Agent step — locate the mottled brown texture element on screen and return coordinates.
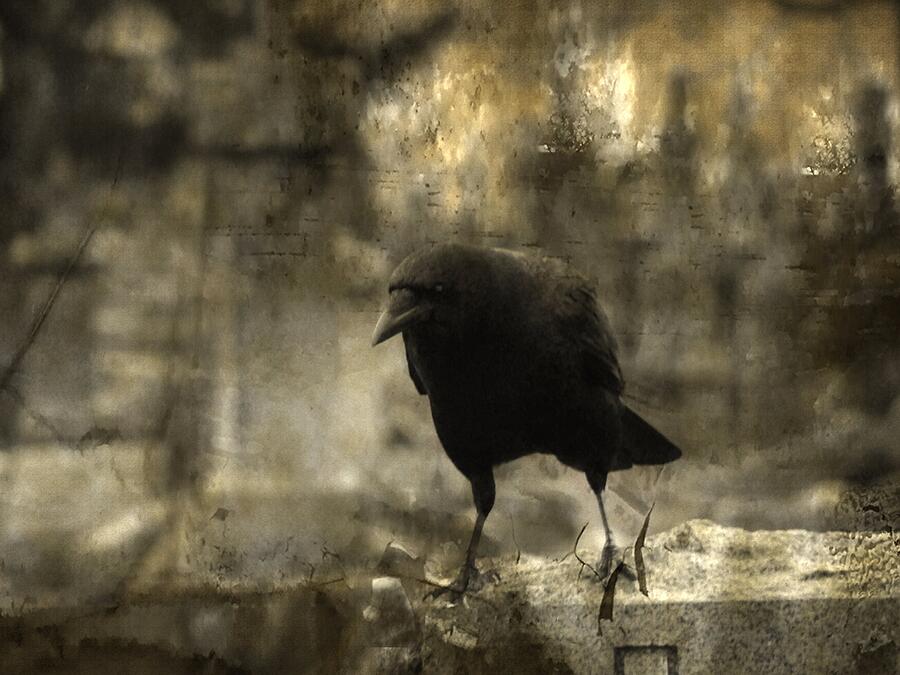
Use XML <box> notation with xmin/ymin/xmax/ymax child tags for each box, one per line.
<box><xmin>0</xmin><ymin>0</ymin><xmax>898</xmax><ymax>671</ymax></box>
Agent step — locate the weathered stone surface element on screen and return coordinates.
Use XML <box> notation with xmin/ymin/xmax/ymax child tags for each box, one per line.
<box><xmin>357</xmin><ymin>646</ymin><xmax>423</xmax><ymax>675</ymax></box>
<box><xmin>363</xmin><ymin>576</ymin><xmax>419</xmax><ymax>647</ymax></box>
<box><xmin>415</xmin><ymin>520</ymin><xmax>900</xmax><ymax>673</ymax></box>
<box><xmin>2</xmin><ymin>520</ymin><xmax>896</xmax><ymax>673</ymax></box>
<box><xmin>376</xmin><ymin>541</ymin><xmax>425</xmax><ymax>581</ymax></box>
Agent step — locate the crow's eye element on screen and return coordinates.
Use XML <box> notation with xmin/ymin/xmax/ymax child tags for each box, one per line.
<box><xmin>434</xmin><ymin>283</ymin><xmax>444</xmax><ymax>293</ymax></box>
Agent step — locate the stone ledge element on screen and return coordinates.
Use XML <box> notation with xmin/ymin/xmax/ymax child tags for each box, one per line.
<box><xmin>1</xmin><ymin>520</ymin><xmax>896</xmax><ymax>674</ymax></box>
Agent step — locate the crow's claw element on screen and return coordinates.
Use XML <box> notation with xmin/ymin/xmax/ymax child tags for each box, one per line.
<box><xmin>424</xmin><ymin>564</ymin><xmax>499</xmax><ymax>602</ymax></box>
<box><xmin>425</xmin><ymin>581</ymin><xmax>466</xmax><ymax>603</ymax></box>
<box><xmin>597</xmin><ymin>544</ymin><xmax>636</xmax><ymax>581</ymax></box>
<box><xmin>479</xmin><ymin>569</ymin><xmax>501</xmax><ymax>584</ymax></box>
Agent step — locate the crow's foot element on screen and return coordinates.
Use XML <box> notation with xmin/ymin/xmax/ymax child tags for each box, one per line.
<box><xmin>597</xmin><ymin>543</ymin><xmax>636</xmax><ymax>582</ymax></box>
<box><xmin>467</xmin><ymin>566</ymin><xmax>500</xmax><ymax>592</ymax></box>
<box><xmin>425</xmin><ymin>565</ymin><xmax>499</xmax><ymax>602</ymax></box>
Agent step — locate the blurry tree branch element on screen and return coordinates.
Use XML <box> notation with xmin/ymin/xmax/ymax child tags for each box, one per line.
<box><xmin>0</xmin><ymin>225</ymin><xmax>97</xmax><ymax>394</ymax></box>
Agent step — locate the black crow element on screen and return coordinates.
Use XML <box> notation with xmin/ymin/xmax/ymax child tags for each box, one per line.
<box><xmin>372</xmin><ymin>243</ymin><xmax>681</xmax><ymax>596</ymax></box>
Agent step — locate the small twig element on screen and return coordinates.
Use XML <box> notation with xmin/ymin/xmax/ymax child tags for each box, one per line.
<box><xmin>321</xmin><ymin>544</ymin><xmax>345</xmax><ymax>569</ymax></box>
<box><xmin>321</xmin><ymin>545</ymin><xmax>341</xmax><ymax>561</ymax></box>
<box><xmin>505</xmin><ymin>510</ymin><xmax>521</xmax><ymax>564</ymax></box>
<box><xmin>303</xmin><ymin>576</ymin><xmax>346</xmax><ymax>590</ymax></box>
<box><xmin>571</xmin><ymin>522</ymin><xmax>603</xmax><ymax>580</ymax></box>
<box><xmin>633</xmin><ymin>502</ymin><xmax>655</xmax><ymax>596</ymax></box>
<box><xmin>406</xmin><ymin>575</ymin><xmax>498</xmax><ymax>608</ymax></box>
<box><xmin>0</xmin><ymin>224</ymin><xmax>98</xmax><ymax>392</ymax></box>
<box><xmin>300</xmin><ymin>561</ymin><xmax>316</xmax><ymax>583</ymax></box>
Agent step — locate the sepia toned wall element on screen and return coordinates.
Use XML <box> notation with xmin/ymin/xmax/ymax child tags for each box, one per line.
<box><xmin>0</xmin><ymin>0</ymin><xmax>898</xmax><ymax>610</ymax></box>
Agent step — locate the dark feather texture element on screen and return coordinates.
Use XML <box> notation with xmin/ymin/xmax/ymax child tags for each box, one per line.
<box><xmin>385</xmin><ymin>243</ymin><xmax>679</xmax><ymax>475</ymax></box>
<box><xmin>374</xmin><ymin>243</ymin><xmax>682</xmax><ymax>597</ymax></box>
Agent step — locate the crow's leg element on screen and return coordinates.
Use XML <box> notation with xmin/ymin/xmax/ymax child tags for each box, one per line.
<box><xmin>596</xmin><ymin>487</ymin><xmax>623</xmax><ymax>579</ymax></box>
<box><xmin>587</xmin><ymin>470</ymin><xmax>634</xmax><ymax>580</ymax></box>
<box><xmin>427</xmin><ymin>469</ymin><xmax>495</xmax><ymax>600</ymax></box>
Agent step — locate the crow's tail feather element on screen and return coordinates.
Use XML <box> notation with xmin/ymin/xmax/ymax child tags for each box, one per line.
<box><xmin>621</xmin><ymin>406</ymin><xmax>682</xmax><ymax>465</ymax></box>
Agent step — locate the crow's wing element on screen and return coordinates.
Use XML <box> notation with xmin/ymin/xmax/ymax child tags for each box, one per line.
<box><xmin>404</xmin><ymin>340</ymin><xmax>427</xmax><ymax>395</ymax></box>
<box><xmin>557</xmin><ymin>282</ymin><xmax>625</xmax><ymax>396</ymax></box>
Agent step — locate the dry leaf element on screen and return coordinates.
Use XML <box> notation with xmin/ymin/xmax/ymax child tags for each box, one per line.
<box><xmin>597</xmin><ymin>560</ymin><xmax>624</xmax><ymax>634</ymax></box>
<box><xmin>634</xmin><ymin>502</ymin><xmax>655</xmax><ymax>597</ymax></box>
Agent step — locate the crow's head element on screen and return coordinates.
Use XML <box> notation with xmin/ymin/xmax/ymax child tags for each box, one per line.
<box><xmin>371</xmin><ymin>243</ymin><xmax>505</xmax><ymax>346</ymax></box>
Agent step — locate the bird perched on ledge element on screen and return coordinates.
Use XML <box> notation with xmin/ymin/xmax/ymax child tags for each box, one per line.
<box><xmin>372</xmin><ymin>243</ymin><xmax>682</xmax><ymax>597</ymax></box>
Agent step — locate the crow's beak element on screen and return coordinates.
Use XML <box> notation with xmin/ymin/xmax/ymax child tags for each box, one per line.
<box><xmin>371</xmin><ymin>290</ymin><xmax>432</xmax><ymax>346</ymax></box>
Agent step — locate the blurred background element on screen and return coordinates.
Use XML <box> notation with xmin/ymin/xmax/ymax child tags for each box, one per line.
<box><xmin>0</xmin><ymin>0</ymin><xmax>898</xmax><ymax>609</ymax></box>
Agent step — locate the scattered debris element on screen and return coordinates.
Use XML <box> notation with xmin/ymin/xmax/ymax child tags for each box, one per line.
<box><xmin>377</xmin><ymin>541</ymin><xmax>425</xmax><ymax>580</ymax></box>
<box><xmin>76</xmin><ymin>426</ymin><xmax>123</xmax><ymax>451</ymax></box>
<box><xmin>634</xmin><ymin>503</ymin><xmax>655</xmax><ymax>597</ymax></box>
<box><xmin>571</xmin><ymin>522</ymin><xmax>602</xmax><ymax>580</ymax></box>
<box><xmin>443</xmin><ymin>623</ymin><xmax>479</xmax><ymax>650</ymax></box>
<box><xmin>506</xmin><ymin>511</ymin><xmax>522</xmax><ymax>565</ymax></box>
<box><xmin>363</xmin><ymin>577</ymin><xmax>420</xmax><ymax>647</ymax></box>
<box><xmin>598</xmin><ymin>561</ymin><xmax>625</xmax><ymax>635</ymax></box>
<box><xmin>0</xmin><ymin>224</ymin><xmax>98</xmax><ymax>393</ymax></box>
<box><xmin>210</xmin><ymin>507</ymin><xmax>231</xmax><ymax>521</ymax></box>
